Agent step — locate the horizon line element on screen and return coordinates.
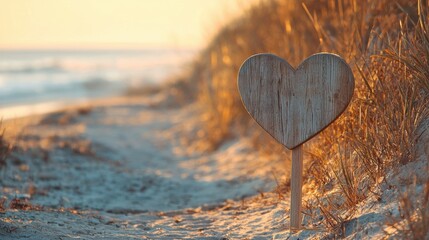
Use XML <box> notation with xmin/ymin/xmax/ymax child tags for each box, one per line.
<box><xmin>0</xmin><ymin>43</ymin><xmax>201</xmax><ymax>52</ymax></box>
<box><xmin>0</xmin><ymin>47</ymin><xmax>200</xmax><ymax>52</ymax></box>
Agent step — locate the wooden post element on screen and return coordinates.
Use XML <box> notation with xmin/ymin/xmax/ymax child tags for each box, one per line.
<box><xmin>290</xmin><ymin>144</ymin><xmax>303</xmax><ymax>230</ymax></box>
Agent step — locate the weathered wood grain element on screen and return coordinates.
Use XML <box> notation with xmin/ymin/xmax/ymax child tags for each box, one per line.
<box><xmin>290</xmin><ymin>145</ymin><xmax>303</xmax><ymax>230</ymax></box>
<box><xmin>237</xmin><ymin>53</ymin><xmax>354</xmax><ymax>149</ymax></box>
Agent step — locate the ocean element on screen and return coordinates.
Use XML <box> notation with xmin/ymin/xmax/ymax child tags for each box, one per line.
<box><xmin>0</xmin><ymin>49</ymin><xmax>195</xmax><ymax>119</ymax></box>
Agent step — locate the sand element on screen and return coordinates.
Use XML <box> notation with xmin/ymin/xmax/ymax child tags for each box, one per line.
<box><xmin>0</xmin><ymin>95</ymin><xmax>427</xmax><ymax>239</ymax></box>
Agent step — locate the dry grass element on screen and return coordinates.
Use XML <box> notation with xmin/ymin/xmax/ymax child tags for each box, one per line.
<box><xmin>386</xmin><ymin>177</ymin><xmax>429</xmax><ymax>239</ymax></box>
<box><xmin>304</xmin><ymin>0</ymin><xmax>429</xmax><ymax>230</ymax></box>
<box><xmin>384</xmin><ymin>5</ymin><xmax>429</xmax><ymax>238</ymax></box>
<box><xmin>398</xmin><ymin>180</ymin><xmax>429</xmax><ymax>239</ymax></box>
<box><xmin>385</xmin><ymin>1</ymin><xmax>429</xmax><ymax>94</ymax></box>
<box><xmin>0</xmin><ymin>121</ymin><xmax>10</xmax><ymax>169</ymax></box>
<box><xmin>174</xmin><ymin>0</ymin><xmax>429</xmax><ymax>233</ymax></box>
<box><xmin>8</xmin><ymin>198</ymin><xmax>43</xmax><ymax>211</ymax></box>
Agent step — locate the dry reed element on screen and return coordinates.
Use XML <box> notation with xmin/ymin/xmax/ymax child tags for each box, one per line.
<box><xmin>177</xmin><ymin>0</ymin><xmax>429</xmax><ymax>233</ymax></box>
<box><xmin>0</xmin><ymin>121</ymin><xmax>10</xmax><ymax>169</ymax></box>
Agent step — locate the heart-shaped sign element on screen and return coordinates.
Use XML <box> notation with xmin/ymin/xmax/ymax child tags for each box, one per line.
<box><xmin>238</xmin><ymin>53</ymin><xmax>354</xmax><ymax>149</ymax></box>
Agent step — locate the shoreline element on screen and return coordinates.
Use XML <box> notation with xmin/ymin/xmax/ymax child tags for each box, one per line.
<box><xmin>1</xmin><ymin>94</ymin><xmax>161</xmax><ymax>122</ymax></box>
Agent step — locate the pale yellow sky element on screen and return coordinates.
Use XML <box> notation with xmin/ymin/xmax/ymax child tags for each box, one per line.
<box><xmin>0</xmin><ymin>0</ymin><xmax>252</xmax><ymax>50</ymax></box>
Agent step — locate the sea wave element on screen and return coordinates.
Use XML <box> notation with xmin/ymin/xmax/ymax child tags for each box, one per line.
<box><xmin>0</xmin><ymin>59</ymin><xmax>67</xmax><ymax>74</ymax></box>
<box><xmin>0</xmin><ymin>49</ymin><xmax>195</xmax><ymax>109</ymax></box>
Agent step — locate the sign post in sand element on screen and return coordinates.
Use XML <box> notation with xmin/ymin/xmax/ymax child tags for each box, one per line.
<box><xmin>237</xmin><ymin>53</ymin><xmax>354</xmax><ymax>230</ymax></box>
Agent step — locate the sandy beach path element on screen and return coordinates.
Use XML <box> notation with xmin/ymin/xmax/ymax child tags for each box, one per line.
<box><xmin>1</xmin><ymin>97</ymin><xmax>290</xmax><ymax>239</ymax></box>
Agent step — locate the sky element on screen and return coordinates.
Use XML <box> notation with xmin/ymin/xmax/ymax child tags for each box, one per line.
<box><xmin>0</xmin><ymin>0</ymin><xmax>252</xmax><ymax>50</ymax></box>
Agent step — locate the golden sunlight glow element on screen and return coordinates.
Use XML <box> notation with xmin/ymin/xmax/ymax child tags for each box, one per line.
<box><xmin>0</xmin><ymin>0</ymin><xmax>250</xmax><ymax>49</ymax></box>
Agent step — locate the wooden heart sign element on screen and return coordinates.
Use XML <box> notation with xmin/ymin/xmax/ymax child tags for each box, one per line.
<box><xmin>238</xmin><ymin>53</ymin><xmax>354</xmax><ymax>149</ymax></box>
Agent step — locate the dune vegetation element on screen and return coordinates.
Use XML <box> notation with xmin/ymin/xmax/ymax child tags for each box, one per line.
<box><xmin>0</xmin><ymin>122</ymin><xmax>10</xmax><ymax>170</ymax></box>
<box><xmin>172</xmin><ymin>0</ymin><xmax>429</xmax><ymax>237</ymax></box>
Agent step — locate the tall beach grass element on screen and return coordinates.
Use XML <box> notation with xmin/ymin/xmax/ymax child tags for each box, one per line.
<box><xmin>0</xmin><ymin>121</ymin><xmax>10</xmax><ymax>169</ymax></box>
<box><xmin>175</xmin><ymin>0</ymin><xmax>429</xmax><ymax>234</ymax></box>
